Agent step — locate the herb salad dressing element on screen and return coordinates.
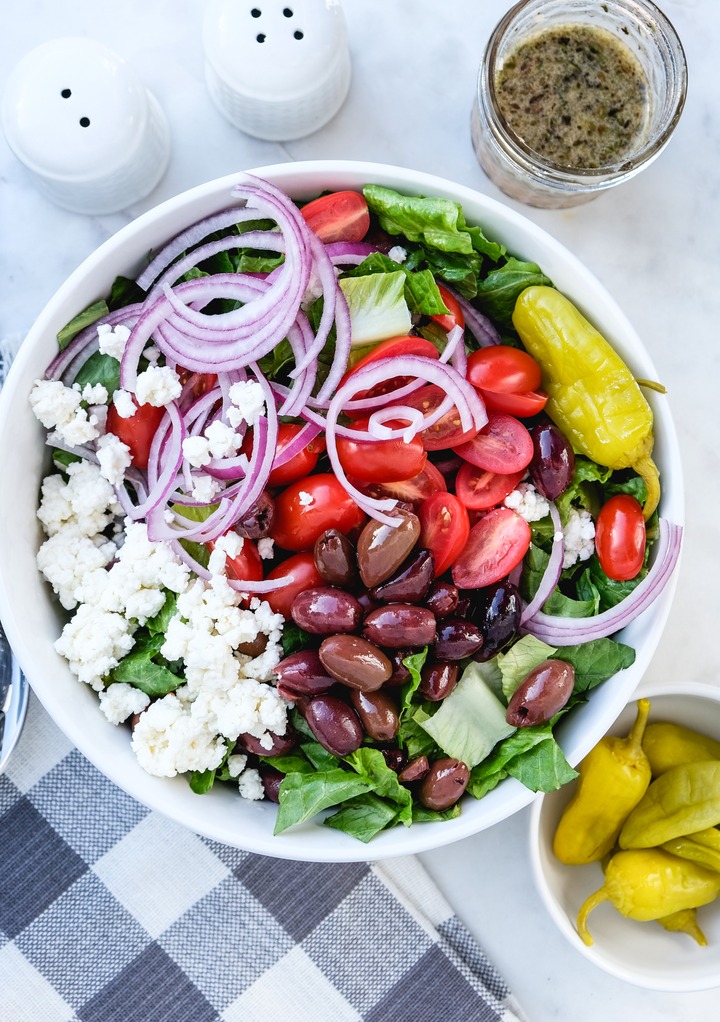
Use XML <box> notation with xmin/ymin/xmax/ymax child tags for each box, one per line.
<box><xmin>494</xmin><ymin>23</ymin><xmax>649</xmax><ymax>170</ymax></box>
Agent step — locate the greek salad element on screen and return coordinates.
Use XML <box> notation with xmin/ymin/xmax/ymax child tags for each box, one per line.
<box><xmin>30</xmin><ymin>175</ymin><xmax>682</xmax><ymax>842</ymax></box>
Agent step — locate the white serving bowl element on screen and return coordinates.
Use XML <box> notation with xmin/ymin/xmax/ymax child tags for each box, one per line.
<box><xmin>0</xmin><ymin>160</ymin><xmax>683</xmax><ymax>861</ymax></box>
<box><xmin>530</xmin><ymin>681</ymin><xmax>720</xmax><ymax>991</ymax></box>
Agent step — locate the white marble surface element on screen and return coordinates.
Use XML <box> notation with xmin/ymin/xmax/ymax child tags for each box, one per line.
<box><xmin>1</xmin><ymin>1</ymin><xmax>718</xmax><ymax>1018</ymax></box>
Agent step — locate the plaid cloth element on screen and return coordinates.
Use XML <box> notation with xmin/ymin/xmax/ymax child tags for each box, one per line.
<box><xmin>0</xmin><ymin>338</ymin><xmax>526</xmax><ymax>1022</ymax></box>
<box><xmin>0</xmin><ymin>696</ymin><xmax>527</xmax><ymax>1022</ymax></box>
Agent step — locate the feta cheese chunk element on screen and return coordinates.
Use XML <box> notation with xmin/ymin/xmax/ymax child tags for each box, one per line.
<box><xmin>227</xmin><ymin>380</ymin><xmax>266</xmax><ymax>428</ymax></box>
<box><xmin>134</xmin><ymin>365</ymin><xmax>182</xmax><ymax>407</ymax></box>
<box><xmin>562</xmin><ymin>508</ymin><xmax>596</xmax><ymax>569</ymax></box>
<box><xmin>30</xmin><ymin>379</ymin><xmax>100</xmax><ymax>447</ymax></box>
<box><xmin>99</xmin><ymin>682</ymin><xmax>150</xmax><ymax>725</ymax></box>
<box><xmin>54</xmin><ymin>604</ymin><xmax>135</xmax><ymax>690</ymax></box>
<box><xmin>504</xmin><ymin>482</ymin><xmax>551</xmax><ymax>523</ymax></box>
<box><xmin>97</xmin><ymin>323</ymin><xmax>131</xmax><ymax>360</ymax></box>
<box><xmin>96</xmin><ymin>432</ymin><xmax>132</xmax><ymax>487</ymax></box>
<box><xmin>112</xmin><ymin>389</ymin><xmax>136</xmax><ymax>419</ymax></box>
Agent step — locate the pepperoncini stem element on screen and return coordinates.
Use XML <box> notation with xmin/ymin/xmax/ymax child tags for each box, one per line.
<box><xmin>657</xmin><ymin>908</ymin><xmax>708</xmax><ymax>946</ymax></box>
<box><xmin>629</xmin><ymin>698</ymin><xmax>651</xmax><ymax>748</ymax></box>
<box><xmin>576</xmin><ymin>888</ymin><xmax>609</xmax><ymax>946</ymax></box>
<box><xmin>633</xmin><ymin>453</ymin><xmax>660</xmax><ymax>520</ymax></box>
<box><xmin>635</xmin><ymin>378</ymin><xmax>667</xmax><ymax>395</ymax></box>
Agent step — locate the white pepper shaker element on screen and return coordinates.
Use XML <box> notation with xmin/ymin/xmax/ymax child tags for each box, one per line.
<box><xmin>203</xmin><ymin>0</ymin><xmax>351</xmax><ymax>141</ymax></box>
<box><xmin>1</xmin><ymin>38</ymin><xmax>170</xmax><ymax>215</ymax></box>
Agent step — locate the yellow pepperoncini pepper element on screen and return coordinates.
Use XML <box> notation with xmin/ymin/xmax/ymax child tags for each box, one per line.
<box><xmin>553</xmin><ymin>699</ymin><xmax>652</xmax><ymax>865</ymax></box>
<box><xmin>619</xmin><ymin>761</ymin><xmax>720</xmax><ymax>849</ymax></box>
<box><xmin>576</xmin><ymin>848</ymin><xmax>720</xmax><ymax>946</ymax></box>
<box><xmin>657</xmin><ymin>908</ymin><xmax>708</xmax><ymax>946</ymax></box>
<box><xmin>512</xmin><ymin>286</ymin><xmax>660</xmax><ymax>519</ymax></box>
<box><xmin>642</xmin><ymin>721</ymin><xmax>720</xmax><ymax>776</ymax></box>
<box><xmin>661</xmin><ymin>835</ymin><xmax>720</xmax><ymax>873</ymax></box>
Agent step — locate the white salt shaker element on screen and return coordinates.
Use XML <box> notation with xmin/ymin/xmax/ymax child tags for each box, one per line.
<box><xmin>203</xmin><ymin>0</ymin><xmax>351</xmax><ymax>141</ymax></box>
<box><xmin>1</xmin><ymin>38</ymin><xmax>170</xmax><ymax>215</ymax></box>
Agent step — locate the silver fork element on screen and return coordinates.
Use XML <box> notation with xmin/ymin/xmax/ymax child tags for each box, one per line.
<box><xmin>0</xmin><ymin>622</ymin><xmax>28</xmax><ymax>774</ymax></box>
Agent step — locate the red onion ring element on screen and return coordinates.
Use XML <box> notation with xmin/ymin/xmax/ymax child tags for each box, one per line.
<box><xmin>520</xmin><ymin>502</ymin><xmax>564</xmax><ymax>625</ymax></box>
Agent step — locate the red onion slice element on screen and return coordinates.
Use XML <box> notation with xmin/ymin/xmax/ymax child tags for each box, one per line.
<box><xmin>520</xmin><ymin>503</ymin><xmax>564</xmax><ymax>625</ymax></box>
<box><xmin>522</xmin><ymin>519</ymin><xmax>682</xmax><ymax>644</ymax></box>
<box><xmin>445</xmin><ymin>287</ymin><xmax>501</xmax><ymax>347</ymax></box>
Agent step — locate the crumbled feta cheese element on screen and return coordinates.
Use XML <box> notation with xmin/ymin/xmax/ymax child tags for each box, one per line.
<box><xmin>238</xmin><ymin>767</ymin><xmax>264</xmax><ymax>801</ymax></box>
<box><xmin>99</xmin><ymin>682</ymin><xmax>150</xmax><ymax>725</ymax></box>
<box><xmin>142</xmin><ymin>345</ymin><xmax>160</xmax><ymax>364</ymax></box>
<box><xmin>37</xmin><ymin>460</ymin><xmax>119</xmax><ymax>538</ymax></box>
<box><xmin>96</xmin><ymin>432</ymin><xmax>132</xmax><ymax>487</ymax></box>
<box><xmin>298</xmin><ymin>490</ymin><xmax>313</xmax><ymax>507</ymax></box>
<box><xmin>204</xmin><ymin>419</ymin><xmax>241</xmax><ymax>459</ymax></box>
<box><xmin>37</xmin><ymin>526</ymin><xmax>117</xmax><ymax>610</ymax></box>
<box><xmin>97</xmin><ymin>323</ymin><xmax>131</xmax><ymax>361</ymax></box>
<box><xmin>191</xmin><ymin>473</ymin><xmax>222</xmax><ymax>503</ymax></box>
<box><xmin>112</xmin><ymin>389</ymin><xmax>136</xmax><ymax>419</ymax></box>
<box><xmin>227</xmin><ymin>753</ymin><xmax>248</xmax><ymax>778</ymax></box>
<box><xmin>257</xmin><ymin>537</ymin><xmax>274</xmax><ymax>560</ymax></box>
<box><xmin>182</xmin><ymin>434</ymin><xmax>212</xmax><ymax>468</ymax></box>
<box><xmin>29</xmin><ymin>379</ymin><xmax>99</xmax><ymax>447</ymax></box>
<box><xmin>55</xmin><ymin>603</ymin><xmax>135</xmax><ymax>689</ymax></box>
<box><xmin>131</xmin><ymin>693</ymin><xmax>227</xmax><ymax>777</ymax></box>
<box><xmin>504</xmin><ymin>482</ymin><xmax>551</xmax><ymax>523</ymax></box>
<box><xmin>387</xmin><ymin>245</ymin><xmax>408</xmax><ymax>263</ymax></box>
<box><xmin>227</xmin><ymin>380</ymin><xmax>266</xmax><ymax>428</ymax></box>
<box><xmin>134</xmin><ymin>365</ymin><xmax>182</xmax><ymax>407</ymax></box>
<box><xmin>562</xmin><ymin>508</ymin><xmax>596</xmax><ymax>569</ymax></box>
<box><xmin>82</xmin><ymin>383</ymin><xmax>108</xmax><ymax>405</ymax></box>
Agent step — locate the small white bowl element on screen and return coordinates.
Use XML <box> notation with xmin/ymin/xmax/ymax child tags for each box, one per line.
<box><xmin>530</xmin><ymin>680</ymin><xmax>720</xmax><ymax>991</ymax></box>
<box><xmin>0</xmin><ymin>161</ymin><xmax>683</xmax><ymax>861</ymax></box>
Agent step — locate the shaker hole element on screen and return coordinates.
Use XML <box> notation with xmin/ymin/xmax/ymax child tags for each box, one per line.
<box><xmin>283</xmin><ymin>7</ymin><xmax>293</xmax><ymax>15</ymax></box>
<box><xmin>79</xmin><ymin>117</ymin><xmax>91</xmax><ymax>128</ymax></box>
<box><xmin>251</xmin><ymin>8</ymin><xmax>261</xmax><ymax>16</ymax></box>
<box><xmin>256</xmin><ymin>33</ymin><xmax>266</xmax><ymax>42</ymax></box>
<box><xmin>294</xmin><ymin>30</ymin><xmax>304</xmax><ymax>40</ymax></box>
<box><xmin>61</xmin><ymin>88</ymin><xmax>72</xmax><ymax>99</ymax></box>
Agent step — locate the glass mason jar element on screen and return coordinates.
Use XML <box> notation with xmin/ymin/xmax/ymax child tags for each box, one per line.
<box><xmin>471</xmin><ymin>0</ymin><xmax>688</xmax><ymax>208</ymax></box>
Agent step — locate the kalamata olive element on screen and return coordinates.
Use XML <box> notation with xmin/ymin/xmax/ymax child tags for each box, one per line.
<box><xmin>275</xmin><ymin>649</ymin><xmax>335</xmax><ymax>698</ymax></box>
<box><xmin>468</xmin><ymin>581</ymin><xmax>522</xmax><ymax>661</ymax></box>
<box><xmin>381</xmin><ymin>748</ymin><xmax>408</xmax><ymax>772</ymax></box>
<box><xmin>385</xmin><ymin>649</ymin><xmax>414</xmax><ymax>687</ymax></box>
<box><xmin>319</xmin><ymin>634</ymin><xmax>392</xmax><ymax>691</ymax></box>
<box><xmin>356</xmin><ymin>509</ymin><xmax>421</xmax><ymax>587</ymax></box>
<box><xmin>237</xmin><ymin>727</ymin><xmax>297</xmax><ymax>757</ymax></box>
<box><xmin>355</xmin><ymin>590</ymin><xmax>381</xmax><ymax>616</ymax></box>
<box><xmin>454</xmin><ymin>596</ymin><xmax>472</xmax><ymax>619</ymax></box>
<box><xmin>234</xmin><ymin>491</ymin><xmax>275</xmax><ymax>539</ymax></box>
<box><xmin>398</xmin><ymin>755</ymin><xmax>430</xmax><ymax>783</ymax></box>
<box><xmin>302</xmin><ymin>694</ymin><xmax>364</xmax><ymax>756</ymax></box>
<box><xmin>434</xmin><ymin>619</ymin><xmax>484</xmax><ymax>660</ymax></box>
<box><xmin>418</xmin><ymin>758</ymin><xmax>470</xmax><ymax>810</ymax></box>
<box><xmin>363</xmin><ymin>604</ymin><xmax>437</xmax><ymax>648</ymax></box>
<box><xmin>259</xmin><ymin>764</ymin><xmax>284</xmax><ymax>803</ymax></box>
<box><xmin>235</xmin><ymin>633</ymin><xmax>268</xmax><ymax>658</ymax></box>
<box><xmin>425</xmin><ymin>580</ymin><xmax>459</xmax><ymax>619</ymax></box>
<box><xmin>291</xmin><ymin>586</ymin><xmax>362</xmax><ymax>635</ymax></box>
<box><xmin>349</xmin><ymin>689</ymin><xmax>399</xmax><ymax>741</ymax></box>
<box><xmin>370</xmin><ymin>549</ymin><xmax>434</xmax><ymax>604</ymax></box>
<box><xmin>313</xmin><ymin>529</ymin><xmax>357</xmax><ymax>587</ymax></box>
<box><xmin>419</xmin><ymin>660</ymin><xmax>459</xmax><ymax>701</ymax></box>
<box><xmin>529</xmin><ymin>420</ymin><xmax>575</xmax><ymax>501</ymax></box>
<box><xmin>506</xmin><ymin>659</ymin><xmax>576</xmax><ymax>727</ymax></box>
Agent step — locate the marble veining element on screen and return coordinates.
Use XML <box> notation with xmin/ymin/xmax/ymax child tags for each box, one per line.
<box><xmin>1</xmin><ymin>2</ymin><xmax>719</xmax><ymax>1018</ymax></box>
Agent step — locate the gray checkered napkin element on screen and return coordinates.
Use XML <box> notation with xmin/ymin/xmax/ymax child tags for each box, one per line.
<box><xmin>0</xmin><ymin>337</ymin><xmax>526</xmax><ymax>1022</ymax></box>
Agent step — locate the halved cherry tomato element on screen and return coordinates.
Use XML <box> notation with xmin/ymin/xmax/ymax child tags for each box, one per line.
<box><xmin>270</xmin><ymin>474</ymin><xmax>365</xmax><ymax>551</ymax></box>
<box><xmin>105</xmin><ymin>400</ymin><xmax>165</xmax><ymax>471</ymax></box>
<box><xmin>455</xmin><ymin>464</ymin><xmax>526</xmax><ymax>510</ymax></box>
<box><xmin>467</xmin><ymin>346</ymin><xmax>542</xmax><ymax>394</ymax></box>
<box><xmin>418</xmin><ymin>492</ymin><xmax>471</xmax><ymax>577</ymax></box>
<box><xmin>595</xmin><ymin>494</ymin><xmax>646</xmax><ymax>581</ymax></box>
<box><xmin>353</xmin><ymin>460</ymin><xmax>447</xmax><ymax>507</ymax></box>
<box><xmin>264</xmin><ymin>552</ymin><xmax>324</xmax><ymax>619</ymax></box>
<box><xmin>178</xmin><ymin>368</ymin><xmax>218</xmax><ymax>400</ymax></box>
<box><xmin>430</xmin><ymin>285</ymin><xmax>465</xmax><ymax>332</ymax></box>
<box><xmin>340</xmin><ymin>336</ymin><xmax>440</xmax><ymax>408</ymax></box>
<box><xmin>480</xmin><ymin>388</ymin><xmax>548</xmax><ymax>418</ymax></box>
<box><xmin>401</xmin><ymin>384</ymin><xmax>479</xmax><ymax>451</ymax></box>
<box><xmin>336</xmin><ymin>419</ymin><xmax>427</xmax><ymax>483</ymax></box>
<box><xmin>267</xmin><ymin>423</ymin><xmax>324</xmax><ymax>487</ymax></box>
<box><xmin>300</xmin><ymin>190</ymin><xmax>370</xmax><ymax>244</ymax></box>
<box><xmin>451</xmin><ymin>508</ymin><xmax>532</xmax><ymax>589</ymax></box>
<box><xmin>453</xmin><ymin>413</ymin><xmax>533</xmax><ymax>474</ymax></box>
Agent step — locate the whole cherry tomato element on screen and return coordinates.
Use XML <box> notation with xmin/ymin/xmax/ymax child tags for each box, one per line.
<box><xmin>595</xmin><ymin>494</ymin><xmax>647</xmax><ymax>581</ymax></box>
<box><xmin>270</xmin><ymin>474</ymin><xmax>365</xmax><ymax>551</ymax></box>
<box><xmin>267</xmin><ymin>423</ymin><xmax>324</xmax><ymax>487</ymax></box>
<box><xmin>264</xmin><ymin>552</ymin><xmax>324</xmax><ymax>619</ymax></box>
<box><xmin>336</xmin><ymin>420</ymin><xmax>427</xmax><ymax>483</ymax></box>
